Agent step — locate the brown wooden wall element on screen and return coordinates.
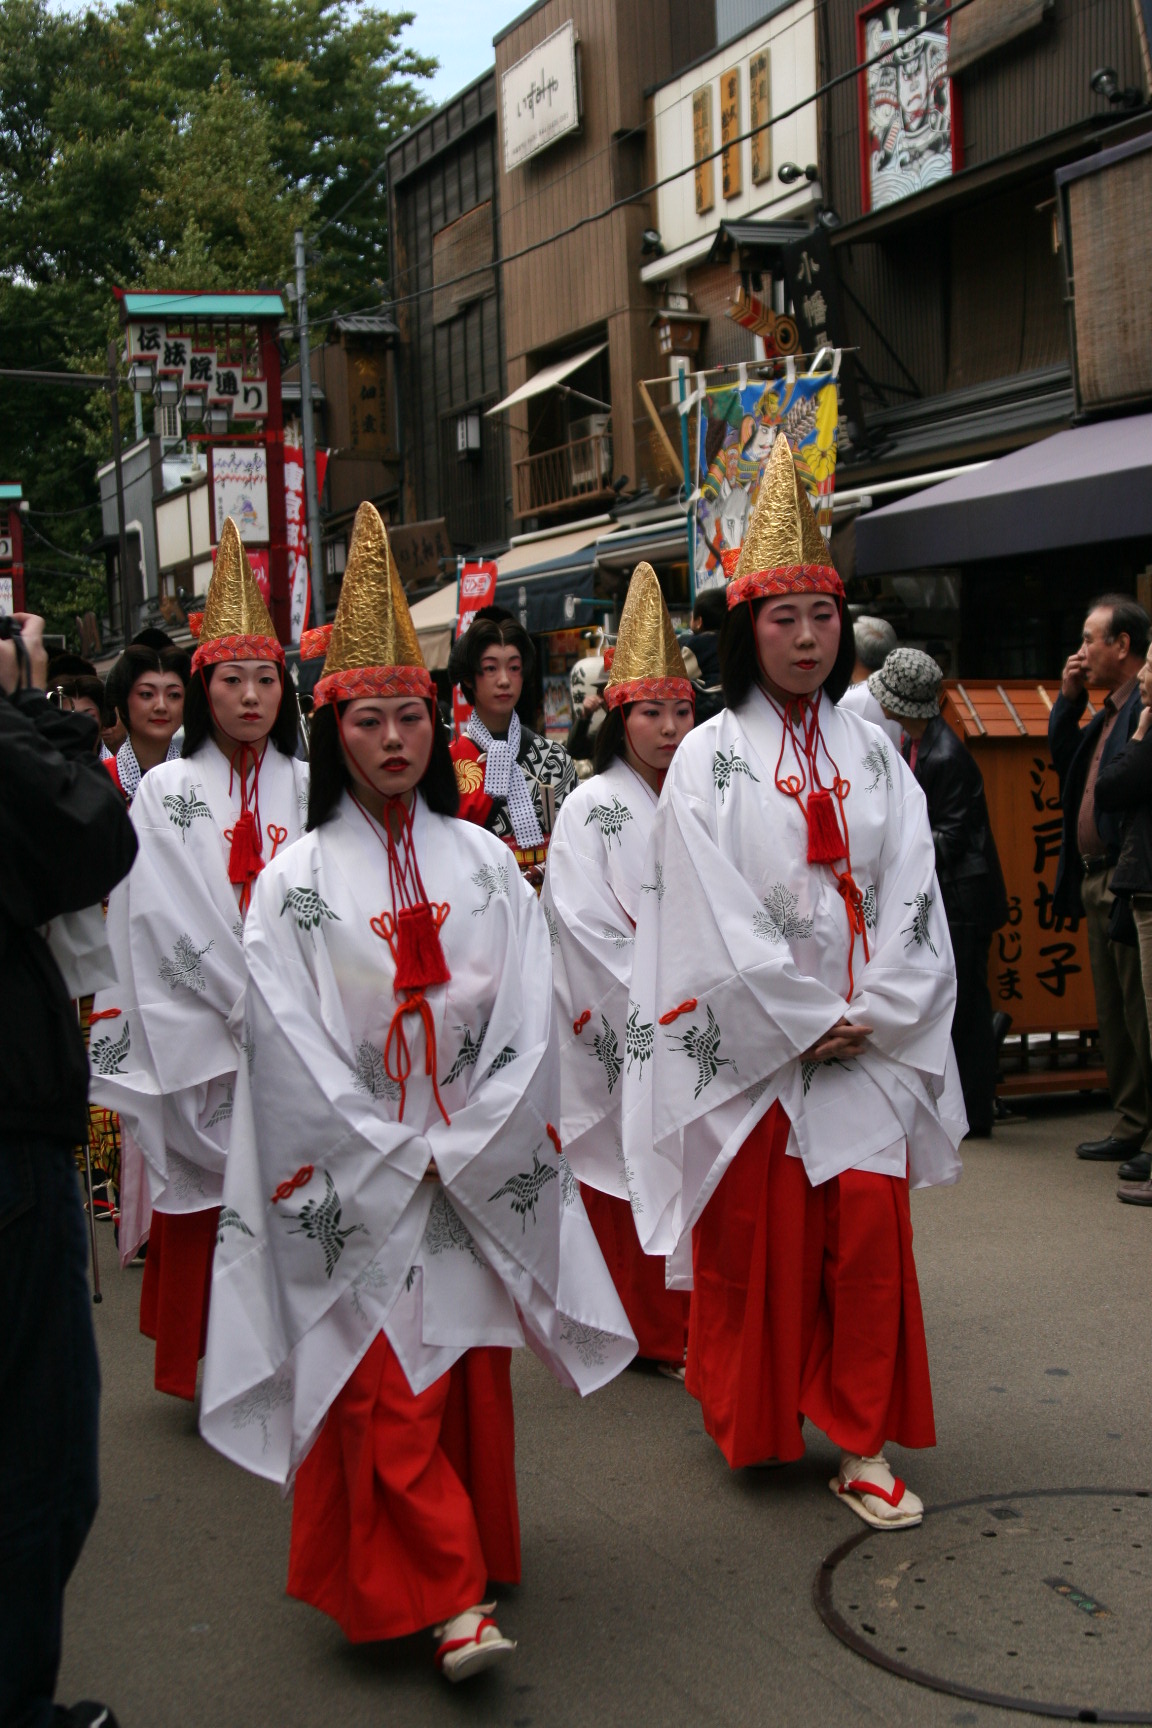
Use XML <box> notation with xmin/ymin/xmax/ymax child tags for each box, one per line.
<box><xmin>495</xmin><ymin>0</ymin><xmax>714</xmax><ymax>500</ymax></box>
<box><xmin>389</xmin><ymin>73</ymin><xmax>509</xmax><ymax>550</ymax></box>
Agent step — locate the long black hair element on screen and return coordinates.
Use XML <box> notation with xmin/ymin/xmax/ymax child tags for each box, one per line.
<box><xmin>182</xmin><ymin>662</ymin><xmax>300</xmax><ymax>758</ymax></box>
<box><xmin>306</xmin><ymin>699</ymin><xmax>460</xmax><ymax>830</ymax></box>
<box><xmin>719</xmin><ymin>596</ymin><xmax>855</xmax><ymax>710</ymax></box>
<box><xmin>592</xmin><ymin>704</ymin><xmax>627</xmax><ymax>775</ymax></box>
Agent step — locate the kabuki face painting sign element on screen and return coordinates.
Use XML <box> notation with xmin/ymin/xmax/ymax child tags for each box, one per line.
<box><xmin>857</xmin><ymin>2</ymin><xmax>960</xmax><ymax>213</ymax></box>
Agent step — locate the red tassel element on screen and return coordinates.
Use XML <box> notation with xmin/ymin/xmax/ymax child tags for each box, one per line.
<box><xmin>394</xmin><ymin>902</ymin><xmax>451</xmax><ymax>991</ymax></box>
<box><xmin>228</xmin><ymin>809</ymin><xmax>264</xmax><ymax>887</ymax></box>
<box><xmin>806</xmin><ymin>788</ymin><xmax>845</xmax><ymax>864</ymax></box>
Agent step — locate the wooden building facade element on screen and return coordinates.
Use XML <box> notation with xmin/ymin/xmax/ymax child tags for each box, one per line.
<box><xmin>387</xmin><ymin>72</ymin><xmax>510</xmax><ymax>553</ymax></box>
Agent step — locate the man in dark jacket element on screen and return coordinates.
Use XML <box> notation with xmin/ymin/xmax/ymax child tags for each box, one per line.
<box><xmin>1048</xmin><ymin>595</ymin><xmax>1152</xmax><ymax>1170</ymax></box>
<box><xmin>871</xmin><ymin>648</ymin><xmax>1007</xmax><ymax>1138</ymax></box>
<box><xmin>0</xmin><ymin>613</ymin><xmax>137</xmax><ymax>1728</ymax></box>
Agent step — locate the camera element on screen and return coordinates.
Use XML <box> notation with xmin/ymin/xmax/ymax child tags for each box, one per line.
<box><xmin>0</xmin><ymin>616</ymin><xmax>23</xmax><ymax>641</ymax></box>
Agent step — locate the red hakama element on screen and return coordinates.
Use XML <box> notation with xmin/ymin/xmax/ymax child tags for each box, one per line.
<box><xmin>687</xmin><ymin>1103</ymin><xmax>934</xmax><ymax>1469</ymax></box>
<box><xmin>138</xmin><ymin>1206</ymin><xmax>220</xmax><ymax>1400</ymax></box>
<box><xmin>288</xmin><ymin>1336</ymin><xmax>520</xmax><ymax>1642</ymax></box>
<box><xmin>581</xmin><ymin>1185</ymin><xmax>689</xmax><ymax>1365</ymax></box>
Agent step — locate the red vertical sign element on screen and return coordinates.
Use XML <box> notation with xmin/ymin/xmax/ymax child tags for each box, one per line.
<box><xmin>452</xmin><ymin>559</ymin><xmax>498</xmax><ymax>735</ymax></box>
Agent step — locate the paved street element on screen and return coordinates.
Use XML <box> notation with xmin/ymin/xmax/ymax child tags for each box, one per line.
<box><xmin>60</xmin><ymin>1098</ymin><xmax>1152</xmax><ymax>1728</ymax></box>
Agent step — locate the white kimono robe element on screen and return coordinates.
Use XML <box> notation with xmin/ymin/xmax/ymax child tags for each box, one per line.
<box><xmin>541</xmin><ymin>757</ymin><xmax>658</xmax><ymax>1205</ymax></box>
<box><xmin>199</xmin><ymin>793</ymin><xmax>635</xmax><ymax>1487</ymax></box>
<box><xmin>89</xmin><ymin>743</ymin><xmax>308</xmax><ymax>1260</ymax></box>
<box><xmin>622</xmin><ymin>688</ymin><xmax>966</xmax><ymax>1264</ymax></box>
<box><xmin>42</xmin><ymin>904</ymin><xmax>117</xmax><ymax>998</ymax></box>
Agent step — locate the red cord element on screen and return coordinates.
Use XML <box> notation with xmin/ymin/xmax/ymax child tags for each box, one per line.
<box><xmin>659</xmin><ymin>998</ymin><xmax>698</xmax><ymax>1025</ymax></box>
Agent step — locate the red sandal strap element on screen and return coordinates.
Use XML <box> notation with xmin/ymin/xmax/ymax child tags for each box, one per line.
<box><xmin>435</xmin><ymin>1617</ymin><xmax>498</xmax><ymax>1666</ymax></box>
<box><xmin>839</xmin><ymin>1475</ymin><xmax>907</xmax><ymax>1509</ymax></box>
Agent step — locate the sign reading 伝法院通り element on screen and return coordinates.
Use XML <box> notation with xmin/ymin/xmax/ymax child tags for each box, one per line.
<box><xmin>502</xmin><ymin>21</ymin><xmax>580</xmax><ymax>173</ymax></box>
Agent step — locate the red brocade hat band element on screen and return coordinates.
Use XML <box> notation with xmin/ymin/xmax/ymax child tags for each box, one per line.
<box><xmin>725</xmin><ymin>432</ymin><xmax>843</xmax><ymax>608</ymax></box>
<box><xmin>190</xmin><ymin>518</ymin><xmax>284</xmax><ymax>673</ymax></box>
<box><xmin>311</xmin><ymin>501</ymin><xmax>433</xmax><ymax>711</ymax></box>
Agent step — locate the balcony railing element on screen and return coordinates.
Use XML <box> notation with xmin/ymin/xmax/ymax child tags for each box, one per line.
<box><xmin>512</xmin><ymin>420</ymin><xmax>613</xmax><ymax>518</ymax></box>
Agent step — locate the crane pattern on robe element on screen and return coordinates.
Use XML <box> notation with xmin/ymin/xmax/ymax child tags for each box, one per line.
<box><xmin>280</xmin><ymin>886</ymin><xmax>340</xmax><ymax>934</ymax></box>
<box><xmin>584</xmin><ymin>796</ymin><xmax>633</xmax><ymax>847</ymax></box>
<box><xmin>488</xmin><ymin>1145</ymin><xmax>558</xmax><ymax>1229</ymax></box>
<box><xmin>593</xmin><ymin>1015</ymin><xmax>623</xmax><ymax>1094</ymax></box>
<box><xmin>665</xmin><ymin>1004</ymin><xmax>738</xmax><ymax>1099</ymax></box>
<box><xmin>91</xmin><ymin>1018</ymin><xmax>131</xmax><ymax>1075</ymax></box>
<box><xmin>625</xmin><ymin>1003</ymin><xmax>654</xmax><ymax>1077</ymax></box>
<box><xmin>217</xmin><ymin>1206</ymin><xmax>254</xmax><ymax>1244</ymax></box>
<box><xmin>161</xmin><ymin>787</ymin><xmax>213</xmax><ymax>839</ymax></box>
<box><xmin>902</xmin><ymin>890</ymin><xmax>938</xmax><ymax>956</ymax></box>
<box><xmin>712</xmin><ymin>747</ymin><xmax>759</xmax><ymax>801</ymax></box>
<box><xmin>158</xmin><ymin>933</ymin><xmax>215</xmax><ymax>995</ymax></box>
<box><xmin>284</xmin><ymin>1169</ymin><xmax>367</xmax><ymax>1277</ymax></box>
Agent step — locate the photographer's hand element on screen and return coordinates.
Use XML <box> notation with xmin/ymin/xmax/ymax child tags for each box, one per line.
<box><xmin>0</xmin><ymin>613</ymin><xmax>48</xmax><ymax>695</ymax></box>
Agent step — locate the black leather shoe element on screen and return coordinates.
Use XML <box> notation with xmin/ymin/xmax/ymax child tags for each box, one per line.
<box><xmin>1076</xmin><ymin>1135</ymin><xmax>1145</xmax><ymax>1162</ymax></box>
<box><xmin>1118</xmin><ymin>1151</ymin><xmax>1152</xmax><ymax>1182</ymax></box>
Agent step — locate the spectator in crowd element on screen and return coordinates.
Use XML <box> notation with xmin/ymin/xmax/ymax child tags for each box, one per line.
<box><xmin>680</xmin><ymin>584</ymin><xmax>726</xmax><ymax>687</ymax></box>
<box><xmin>872</xmin><ymin>648</ymin><xmax>1008</xmax><ymax>1138</ymax></box>
<box><xmin>1094</xmin><ymin>631</ymin><xmax>1152</xmax><ymax>1199</ymax></box>
<box><xmin>103</xmin><ymin>643</ymin><xmax>189</xmax><ymax>802</ymax></box>
<box><xmin>565</xmin><ymin>653</ymin><xmax>607</xmax><ymax>764</ymax></box>
<box><xmin>49</xmin><ymin>675</ymin><xmax>106</xmax><ymax>753</ymax></box>
<box><xmin>449</xmin><ymin>612</ymin><xmax>576</xmax><ymax>886</ymax></box>
<box><xmin>839</xmin><ymin>614</ymin><xmax>902</xmax><ymax>745</ymax></box>
<box><xmin>0</xmin><ymin>613</ymin><xmax>137</xmax><ymax>1728</ymax></box>
<box><xmin>1049</xmin><ymin>595</ymin><xmax>1152</xmax><ymax>1168</ymax></box>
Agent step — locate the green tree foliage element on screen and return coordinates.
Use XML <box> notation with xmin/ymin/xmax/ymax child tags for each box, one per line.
<box><xmin>0</xmin><ymin>0</ymin><xmax>434</xmax><ymax>644</ymax></box>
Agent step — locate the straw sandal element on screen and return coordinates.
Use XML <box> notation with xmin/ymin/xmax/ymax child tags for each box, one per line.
<box><xmin>434</xmin><ymin>1602</ymin><xmax>516</xmax><ymax>1682</ymax></box>
<box><xmin>830</xmin><ymin>1452</ymin><xmax>924</xmax><ymax>1530</ymax></box>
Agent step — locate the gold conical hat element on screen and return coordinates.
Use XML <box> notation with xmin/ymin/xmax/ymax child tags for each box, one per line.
<box><xmin>727</xmin><ymin>432</ymin><xmax>842</xmax><ymax>605</ymax></box>
<box><xmin>314</xmin><ymin>501</ymin><xmax>432</xmax><ymax>708</ymax></box>
<box><xmin>191</xmin><ymin>516</ymin><xmax>282</xmax><ymax>668</ymax></box>
<box><xmin>604</xmin><ymin>562</ymin><xmax>692</xmax><ymax>709</ymax></box>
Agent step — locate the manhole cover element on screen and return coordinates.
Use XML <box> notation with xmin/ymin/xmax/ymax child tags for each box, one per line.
<box><xmin>815</xmin><ymin>1488</ymin><xmax>1152</xmax><ymax>1721</ymax></box>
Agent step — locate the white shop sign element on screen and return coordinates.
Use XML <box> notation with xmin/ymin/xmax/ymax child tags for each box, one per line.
<box><xmin>212</xmin><ymin>446</ymin><xmax>269</xmax><ymax>543</ymax></box>
<box><xmin>0</xmin><ymin>577</ymin><xmax>12</xmax><ymax>616</ymax></box>
<box><xmin>501</xmin><ymin>21</ymin><xmax>580</xmax><ymax>172</ymax></box>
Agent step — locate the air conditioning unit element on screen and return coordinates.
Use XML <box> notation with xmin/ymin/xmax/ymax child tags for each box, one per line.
<box><xmin>154</xmin><ymin>403</ymin><xmax>181</xmax><ymax>440</ymax></box>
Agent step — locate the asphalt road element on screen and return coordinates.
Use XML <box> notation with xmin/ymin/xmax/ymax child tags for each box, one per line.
<box><xmin>58</xmin><ymin>1097</ymin><xmax>1152</xmax><ymax>1728</ymax></box>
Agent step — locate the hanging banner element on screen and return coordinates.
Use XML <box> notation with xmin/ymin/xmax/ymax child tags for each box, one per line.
<box><xmin>452</xmin><ymin>558</ymin><xmax>498</xmax><ymax>734</ymax></box>
<box><xmin>284</xmin><ymin>438</ymin><xmax>329</xmax><ymax>645</ymax></box>
<box><xmin>693</xmin><ymin>371</ymin><xmax>840</xmax><ymax>596</ymax></box>
<box><xmin>211</xmin><ymin>446</ymin><xmax>269</xmax><ymax>543</ymax></box>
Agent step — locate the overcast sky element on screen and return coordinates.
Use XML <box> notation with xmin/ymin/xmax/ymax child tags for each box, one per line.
<box><xmin>406</xmin><ymin>3</ymin><xmax>504</xmax><ymax>107</ymax></box>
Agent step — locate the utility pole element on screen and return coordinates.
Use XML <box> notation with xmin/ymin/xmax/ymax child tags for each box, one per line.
<box><xmin>107</xmin><ymin>341</ymin><xmax>133</xmax><ymax>641</ymax></box>
<box><xmin>294</xmin><ymin>229</ymin><xmax>327</xmax><ymax>629</ymax></box>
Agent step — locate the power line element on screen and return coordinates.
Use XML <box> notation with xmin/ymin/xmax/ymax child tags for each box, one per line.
<box><xmin>302</xmin><ymin>0</ymin><xmax>978</xmax><ymax>327</ymax></box>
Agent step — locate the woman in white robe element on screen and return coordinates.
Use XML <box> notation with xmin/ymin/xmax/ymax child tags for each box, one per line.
<box><xmin>90</xmin><ymin>521</ymin><xmax>308</xmax><ymax>1399</ymax></box>
<box><xmin>542</xmin><ymin>563</ymin><xmax>695</xmax><ymax>1367</ymax></box>
<box><xmin>622</xmin><ymin>435</ymin><xmax>965</xmax><ymax>1530</ymax></box>
<box><xmin>200</xmin><ymin>502</ymin><xmax>633</xmax><ymax>1682</ymax></box>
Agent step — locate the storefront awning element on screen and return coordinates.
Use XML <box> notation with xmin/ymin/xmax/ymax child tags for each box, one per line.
<box><xmin>486</xmin><ymin>343</ymin><xmax>607</xmax><ymax>416</ymax></box>
<box><xmin>407</xmin><ymin>581</ymin><xmax>457</xmax><ymax>670</ymax></box>
<box><xmin>595</xmin><ymin>511</ymin><xmax>688</xmax><ymax>571</ymax></box>
<box><xmin>855</xmin><ymin>414</ymin><xmax>1152</xmax><ymax>575</ymax></box>
<box><xmin>495</xmin><ymin>548</ymin><xmax>603</xmax><ymax>633</ymax></box>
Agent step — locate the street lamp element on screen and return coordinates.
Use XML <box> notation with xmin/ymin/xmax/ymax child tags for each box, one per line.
<box><xmin>778</xmin><ymin>162</ymin><xmax>820</xmax><ymax>184</ymax></box>
<box><xmin>154</xmin><ymin>376</ymin><xmax>181</xmax><ymax>408</ymax></box>
<box><xmin>128</xmin><ymin>360</ymin><xmax>156</xmax><ymax>393</ymax></box>
<box><xmin>204</xmin><ymin>404</ymin><xmax>231</xmax><ymax>437</ymax></box>
<box><xmin>180</xmin><ymin>390</ymin><xmax>206</xmax><ymax>427</ymax></box>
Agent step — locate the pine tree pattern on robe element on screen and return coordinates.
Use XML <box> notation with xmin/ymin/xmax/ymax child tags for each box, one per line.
<box><xmin>280</xmin><ymin>886</ymin><xmax>339</xmax><ymax>933</ymax></box>
<box><xmin>665</xmin><ymin>1004</ymin><xmax>738</xmax><ymax>1098</ymax></box>
<box><xmin>862</xmin><ymin>742</ymin><xmax>893</xmax><ymax>792</ymax></box>
<box><xmin>158</xmin><ymin>933</ymin><xmax>214</xmax><ymax>995</ymax></box>
<box><xmin>593</xmin><ymin>1015</ymin><xmax>622</xmax><ymax>1094</ymax></box>
<box><xmin>471</xmin><ymin>862</ymin><xmax>510</xmax><ymax>915</ymax></box>
<box><xmin>544</xmin><ymin>903</ymin><xmax>561</xmax><ymax>948</ymax></box>
<box><xmin>558</xmin><ymin>1153</ymin><xmax>580</xmax><ymax>1209</ymax></box>
<box><xmin>712</xmin><ymin>746</ymin><xmax>758</xmax><ymax>801</ymax></box>
<box><xmin>559</xmin><ymin>1318</ymin><xmax>611</xmax><ymax>1367</ymax></box>
<box><xmin>162</xmin><ymin>787</ymin><xmax>212</xmax><ymax>839</ymax></box>
<box><xmin>353</xmin><ymin>1040</ymin><xmax>401</xmax><ymax>1102</ymax></box>
<box><xmin>902</xmin><ymin>890</ymin><xmax>938</xmax><ymax>956</ymax></box>
<box><xmin>752</xmin><ymin>884</ymin><xmax>814</xmax><ymax>944</ymax></box>
<box><xmin>205</xmin><ymin>1085</ymin><xmax>234</xmax><ymax>1128</ymax></box>
<box><xmin>424</xmin><ymin>1187</ymin><xmax>486</xmax><ymax>1265</ymax></box>
<box><xmin>641</xmin><ymin>862</ymin><xmax>666</xmax><ymax>902</ymax></box>
<box><xmin>350</xmin><ymin>1258</ymin><xmax>390</xmax><ymax>1320</ymax></box>
<box><xmin>488</xmin><ymin>1146</ymin><xmax>558</xmax><ymax>1229</ymax></box>
<box><xmin>230</xmin><ymin>1370</ymin><xmax>294</xmax><ymax>1452</ymax></box>
<box><xmin>284</xmin><ymin>1169</ymin><xmax>367</xmax><ymax>1276</ymax></box>
<box><xmin>584</xmin><ymin>796</ymin><xmax>633</xmax><ymax>847</ymax></box>
<box><xmin>91</xmin><ymin>1019</ymin><xmax>130</xmax><ymax>1075</ymax></box>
